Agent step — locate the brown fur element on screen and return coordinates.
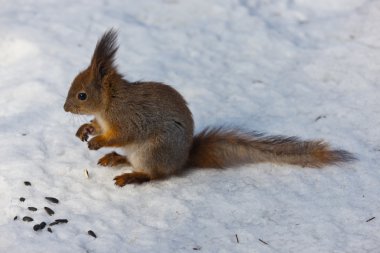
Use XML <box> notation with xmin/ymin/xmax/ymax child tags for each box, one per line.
<box><xmin>187</xmin><ymin>127</ymin><xmax>355</xmax><ymax>169</ymax></box>
<box><xmin>114</xmin><ymin>172</ymin><xmax>151</xmax><ymax>186</ymax></box>
<box><xmin>98</xmin><ymin>152</ymin><xmax>130</xmax><ymax>167</ymax></box>
<box><xmin>64</xmin><ymin>29</ymin><xmax>356</xmax><ymax>187</ymax></box>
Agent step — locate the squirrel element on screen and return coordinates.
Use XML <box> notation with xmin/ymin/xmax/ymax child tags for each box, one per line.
<box><xmin>64</xmin><ymin>29</ymin><xmax>356</xmax><ymax>187</ymax></box>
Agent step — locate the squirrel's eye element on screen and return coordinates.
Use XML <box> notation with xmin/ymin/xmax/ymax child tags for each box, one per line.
<box><xmin>78</xmin><ymin>92</ymin><xmax>87</xmax><ymax>101</ymax></box>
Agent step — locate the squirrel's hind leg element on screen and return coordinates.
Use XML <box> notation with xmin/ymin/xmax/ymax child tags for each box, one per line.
<box><xmin>98</xmin><ymin>151</ymin><xmax>130</xmax><ymax>167</ymax></box>
<box><xmin>114</xmin><ymin>172</ymin><xmax>151</xmax><ymax>187</ymax></box>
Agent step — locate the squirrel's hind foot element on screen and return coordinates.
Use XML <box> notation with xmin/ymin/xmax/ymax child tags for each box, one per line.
<box><xmin>98</xmin><ymin>152</ymin><xmax>130</xmax><ymax>167</ymax></box>
<box><xmin>114</xmin><ymin>172</ymin><xmax>151</xmax><ymax>187</ymax></box>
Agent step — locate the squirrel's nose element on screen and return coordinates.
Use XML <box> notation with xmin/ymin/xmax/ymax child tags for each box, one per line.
<box><xmin>63</xmin><ymin>102</ymin><xmax>70</xmax><ymax>112</ymax></box>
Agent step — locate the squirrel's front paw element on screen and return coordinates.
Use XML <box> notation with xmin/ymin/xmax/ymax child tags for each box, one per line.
<box><xmin>88</xmin><ymin>137</ymin><xmax>104</xmax><ymax>150</ymax></box>
<box><xmin>76</xmin><ymin>124</ymin><xmax>95</xmax><ymax>142</ymax></box>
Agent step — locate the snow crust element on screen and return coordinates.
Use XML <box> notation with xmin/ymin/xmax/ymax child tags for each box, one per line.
<box><xmin>0</xmin><ymin>0</ymin><xmax>379</xmax><ymax>252</ymax></box>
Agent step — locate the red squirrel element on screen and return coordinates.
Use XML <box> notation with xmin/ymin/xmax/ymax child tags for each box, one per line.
<box><xmin>64</xmin><ymin>29</ymin><xmax>355</xmax><ymax>187</ymax></box>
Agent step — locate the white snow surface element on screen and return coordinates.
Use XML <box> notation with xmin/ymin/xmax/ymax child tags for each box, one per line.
<box><xmin>0</xmin><ymin>0</ymin><xmax>379</xmax><ymax>252</ymax></box>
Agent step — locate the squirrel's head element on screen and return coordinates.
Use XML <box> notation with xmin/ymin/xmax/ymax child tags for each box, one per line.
<box><xmin>64</xmin><ymin>29</ymin><xmax>121</xmax><ymax>115</ymax></box>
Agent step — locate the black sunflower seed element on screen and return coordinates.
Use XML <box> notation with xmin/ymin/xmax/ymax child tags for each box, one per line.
<box><xmin>13</xmin><ymin>216</ymin><xmax>18</xmax><ymax>220</ymax></box>
<box><xmin>19</xmin><ymin>197</ymin><xmax>25</xmax><ymax>202</ymax></box>
<box><xmin>28</xmin><ymin>207</ymin><xmax>37</xmax><ymax>211</ymax></box>
<box><xmin>22</xmin><ymin>216</ymin><xmax>33</xmax><ymax>222</ymax></box>
<box><xmin>49</xmin><ymin>221</ymin><xmax>59</xmax><ymax>226</ymax></box>
<box><xmin>55</xmin><ymin>219</ymin><xmax>68</xmax><ymax>224</ymax></box>
<box><xmin>33</xmin><ymin>224</ymin><xmax>40</xmax><ymax>231</ymax></box>
<box><xmin>39</xmin><ymin>222</ymin><xmax>46</xmax><ymax>230</ymax></box>
<box><xmin>44</xmin><ymin>207</ymin><xmax>54</xmax><ymax>216</ymax></box>
<box><xmin>45</xmin><ymin>197</ymin><xmax>59</xmax><ymax>204</ymax></box>
<box><xmin>24</xmin><ymin>181</ymin><xmax>31</xmax><ymax>186</ymax></box>
<box><xmin>88</xmin><ymin>230</ymin><xmax>97</xmax><ymax>238</ymax></box>
<box><xmin>47</xmin><ymin>227</ymin><xmax>52</xmax><ymax>233</ymax></box>
<box><xmin>49</xmin><ymin>219</ymin><xmax>68</xmax><ymax>226</ymax></box>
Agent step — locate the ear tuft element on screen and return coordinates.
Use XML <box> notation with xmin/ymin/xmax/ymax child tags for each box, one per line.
<box><xmin>91</xmin><ymin>28</ymin><xmax>119</xmax><ymax>80</ymax></box>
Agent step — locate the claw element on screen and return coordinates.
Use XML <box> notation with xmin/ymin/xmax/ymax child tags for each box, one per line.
<box><xmin>81</xmin><ymin>134</ymin><xmax>88</xmax><ymax>142</ymax></box>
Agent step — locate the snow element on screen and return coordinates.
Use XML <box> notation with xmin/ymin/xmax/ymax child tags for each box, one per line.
<box><xmin>0</xmin><ymin>0</ymin><xmax>379</xmax><ymax>252</ymax></box>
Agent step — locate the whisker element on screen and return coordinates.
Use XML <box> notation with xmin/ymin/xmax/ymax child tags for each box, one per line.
<box><xmin>57</xmin><ymin>92</ymin><xmax>66</xmax><ymax>99</ymax></box>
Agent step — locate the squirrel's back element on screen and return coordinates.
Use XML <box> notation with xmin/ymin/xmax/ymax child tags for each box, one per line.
<box><xmin>108</xmin><ymin>81</ymin><xmax>194</xmax><ymax>140</ymax></box>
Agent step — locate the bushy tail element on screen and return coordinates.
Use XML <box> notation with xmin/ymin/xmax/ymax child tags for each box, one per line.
<box><xmin>186</xmin><ymin>127</ymin><xmax>356</xmax><ymax>169</ymax></box>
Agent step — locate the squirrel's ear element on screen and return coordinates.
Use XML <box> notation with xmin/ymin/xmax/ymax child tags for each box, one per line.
<box><xmin>90</xmin><ymin>29</ymin><xmax>119</xmax><ymax>82</ymax></box>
